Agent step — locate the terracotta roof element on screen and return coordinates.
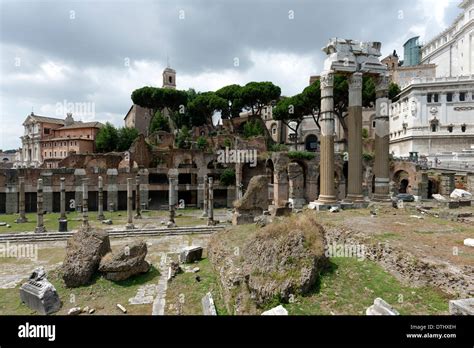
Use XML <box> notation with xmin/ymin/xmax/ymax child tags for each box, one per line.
<box><xmin>59</xmin><ymin>122</ymin><xmax>103</xmax><ymax>130</ymax></box>
<box><xmin>25</xmin><ymin>114</ymin><xmax>65</xmax><ymax>125</ymax></box>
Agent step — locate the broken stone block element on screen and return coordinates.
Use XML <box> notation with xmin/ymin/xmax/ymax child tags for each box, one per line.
<box><xmin>329</xmin><ymin>206</ymin><xmax>340</xmax><ymax>213</ymax></box>
<box><xmin>179</xmin><ymin>246</ymin><xmax>203</xmax><ymax>263</ymax></box>
<box><xmin>101</xmin><ymin>219</ymin><xmax>113</xmax><ymax>225</ymax></box>
<box><xmin>62</xmin><ymin>227</ymin><xmax>112</xmax><ymax>288</ymax></box>
<box><xmin>19</xmin><ymin>267</ymin><xmax>61</xmax><ymax>315</ymax></box>
<box><xmin>464</xmin><ymin>239</ymin><xmax>474</xmax><ymax>247</ymax></box>
<box><xmin>233</xmin><ymin>175</ymin><xmax>269</xmax><ymax>225</ymax></box>
<box><xmin>0</xmin><ymin>222</ymin><xmax>6</xmax><ymax>226</ymax></box>
<box><xmin>261</xmin><ymin>305</ymin><xmax>288</xmax><ymax>315</ymax></box>
<box><xmin>366</xmin><ymin>298</ymin><xmax>399</xmax><ymax>315</ymax></box>
<box><xmin>201</xmin><ymin>292</ymin><xmax>217</xmax><ymax>315</ymax></box>
<box><xmin>432</xmin><ymin>194</ymin><xmax>447</xmax><ymax>202</ymax></box>
<box><xmin>99</xmin><ymin>241</ymin><xmax>150</xmax><ymax>281</ymax></box>
<box><xmin>167</xmin><ymin>261</ymin><xmax>181</xmax><ymax>280</ymax></box>
<box><xmin>449</xmin><ymin>298</ymin><xmax>474</xmax><ymax>315</ymax></box>
<box><xmin>68</xmin><ymin>307</ymin><xmax>81</xmax><ymax>315</ymax></box>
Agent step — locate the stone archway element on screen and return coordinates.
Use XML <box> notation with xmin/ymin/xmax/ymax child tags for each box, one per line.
<box><xmin>305</xmin><ymin>134</ymin><xmax>319</xmax><ymax>152</ymax></box>
<box><xmin>393</xmin><ymin>170</ymin><xmax>410</xmax><ymax>194</ymax></box>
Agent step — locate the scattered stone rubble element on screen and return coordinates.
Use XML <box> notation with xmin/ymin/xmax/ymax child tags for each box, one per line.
<box><xmin>261</xmin><ymin>305</ymin><xmax>288</xmax><ymax>315</ymax></box>
<box><xmin>366</xmin><ymin>298</ymin><xmax>399</xmax><ymax>315</ymax></box>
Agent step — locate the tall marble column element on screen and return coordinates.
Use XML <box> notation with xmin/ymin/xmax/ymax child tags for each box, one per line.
<box><xmin>207</xmin><ymin>176</ymin><xmax>214</xmax><ymax>225</ymax></box>
<box><xmin>202</xmin><ymin>175</ymin><xmax>208</xmax><ymax>217</ymax></box>
<box><xmin>97</xmin><ymin>176</ymin><xmax>105</xmax><ymax>220</ymax></box>
<box><xmin>82</xmin><ymin>178</ymin><xmax>89</xmax><ymax>229</ymax></box>
<box><xmin>35</xmin><ymin>179</ymin><xmax>46</xmax><ymax>233</ymax></box>
<box><xmin>135</xmin><ymin>174</ymin><xmax>142</xmax><ymax>219</ymax></box>
<box><xmin>16</xmin><ymin>177</ymin><xmax>28</xmax><ymax>223</ymax></box>
<box><xmin>346</xmin><ymin>72</ymin><xmax>364</xmax><ymax>202</ymax></box>
<box><xmin>126</xmin><ymin>177</ymin><xmax>135</xmax><ymax>230</ymax></box>
<box><xmin>317</xmin><ymin>71</ymin><xmax>337</xmax><ymax>203</ymax></box>
<box><xmin>60</xmin><ymin>177</ymin><xmax>67</xmax><ymax>220</ymax></box>
<box><xmin>373</xmin><ymin>74</ymin><xmax>391</xmax><ymax>201</ymax></box>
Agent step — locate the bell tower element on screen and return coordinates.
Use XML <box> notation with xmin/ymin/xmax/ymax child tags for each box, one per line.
<box><xmin>162</xmin><ymin>66</ymin><xmax>176</xmax><ymax>89</ymax></box>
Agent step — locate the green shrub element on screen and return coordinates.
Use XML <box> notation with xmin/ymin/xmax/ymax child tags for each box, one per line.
<box><xmin>269</xmin><ymin>143</ymin><xmax>289</xmax><ymax>152</ymax></box>
<box><xmin>243</xmin><ymin>120</ymin><xmax>265</xmax><ymax>138</ymax></box>
<box><xmin>223</xmin><ymin>138</ymin><xmax>232</xmax><ymax>148</ymax></box>
<box><xmin>362</xmin><ymin>152</ymin><xmax>374</xmax><ymax>162</ymax></box>
<box><xmin>196</xmin><ymin>136</ymin><xmax>208</xmax><ymax>151</ymax></box>
<box><xmin>288</xmin><ymin>151</ymin><xmax>315</xmax><ymax>160</ymax></box>
<box><xmin>219</xmin><ymin>169</ymin><xmax>236</xmax><ymax>186</ymax></box>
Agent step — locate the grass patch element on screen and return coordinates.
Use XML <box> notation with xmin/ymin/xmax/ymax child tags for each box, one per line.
<box><xmin>0</xmin><ymin>265</ymin><xmax>160</xmax><ymax>315</ymax></box>
<box><xmin>284</xmin><ymin>257</ymin><xmax>451</xmax><ymax>315</ymax></box>
<box><xmin>165</xmin><ymin>257</ymin><xmax>228</xmax><ymax>315</ymax></box>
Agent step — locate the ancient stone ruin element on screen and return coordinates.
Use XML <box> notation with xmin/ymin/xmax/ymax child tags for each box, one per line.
<box><xmin>62</xmin><ymin>227</ymin><xmax>112</xmax><ymax>287</ymax></box>
<box><xmin>19</xmin><ymin>267</ymin><xmax>61</xmax><ymax>315</ymax></box>
<box><xmin>99</xmin><ymin>241</ymin><xmax>150</xmax><ymax>281</ymax></box>
<box><xmin>232</xmin><ymin>175</ymin><xmax>269</xmax><ymax>225</ymax></box>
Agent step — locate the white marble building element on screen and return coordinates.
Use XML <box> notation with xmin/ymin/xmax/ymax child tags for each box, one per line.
<box><xmin>389</xmin><ymin>0</ymin><xmax>474</xmax><ymax>158</ymax></box>
<box><xmin>389</xmin><ymin>76</ymin><xmax>474</xmax><ymax>156</ymax></box>
<box><xmin>421</xmin><ymin>0</ymin><xmax>474</xmax><ymax>78</ymax></box>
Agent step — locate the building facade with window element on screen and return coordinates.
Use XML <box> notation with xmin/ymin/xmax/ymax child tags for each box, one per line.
<box><xmin>16</xmin><ymin>112</ymin><xmax>102</xmax><ymax>168</ymax></box>
<box><xmin>389</xmin><ymin>76</ymin><xmax>474</xmax><ymax>157</ymax></box>
<box><xmin>389</xmin><ymin>0</ymin><xmax>474</xmax><ymax>157</ymax></box>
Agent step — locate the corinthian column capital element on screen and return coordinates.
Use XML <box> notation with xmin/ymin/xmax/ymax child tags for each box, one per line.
<box><xmin>320</xmin><ymin>71</ymin><xmax>334</xmax><ymax>89</ymax></box>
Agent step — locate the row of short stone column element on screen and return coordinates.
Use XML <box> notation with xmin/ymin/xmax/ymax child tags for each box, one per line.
<box><xmin>317</xmin><ymin>71</ymin><xmax>390</xmax><ymax>205</ymax></box>
<box><xmin>198</xmin><ymin>175</ymin><xmax>215</xmax><ymax>226</ymax></box>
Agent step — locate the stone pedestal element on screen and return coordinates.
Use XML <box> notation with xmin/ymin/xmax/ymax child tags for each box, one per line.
<box><xmin>317</xmin><ymin>71</ymin><xmax>337</xmax><ymax>204</ymax></box>
<box><xmin>346</xmin><ymin>72</ymin><xmax>364</xmax><ymax>202</ymax></box>
<box><xmin>35</xmin><ymin>179</ymin><xmax>46</xmax><ymax>233</ymax></box>
<box><xmin>373</xmin><ymin>74</ymin><xmax>391</xmax><ymax>201</ymax></box>
<box><xmin>97</xmin><ymin>176</ymin><xmax>105</xmax><ymax>220</ymax></box>
<box><xmin>16</xmin><ymin>177</ymin><xmax>28</xmax><ymax>223</ymax></box>
<box><xmin>126</xmin><ymin>178</ymin><xmax>135</xmax><ymax>230</ymax></box>
<box><xmin>106</xmin><ymin>169</ymin><xmax>118</xmax><ymax>212</ymax></box>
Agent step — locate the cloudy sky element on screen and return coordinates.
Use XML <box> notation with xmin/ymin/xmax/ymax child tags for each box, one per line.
<box><xmin>0</xmin><ymin>0</ymin><xmax>462</xmax><ymax>149</ymax></box>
